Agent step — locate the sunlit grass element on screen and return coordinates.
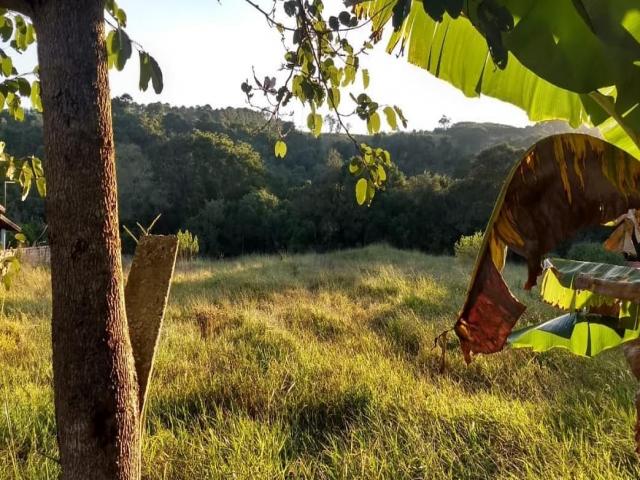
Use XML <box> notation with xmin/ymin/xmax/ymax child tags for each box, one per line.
<box><xmin>1</xmin><ymin>245</ymin><xmax>639</xmax><ymax>478</ymax></box>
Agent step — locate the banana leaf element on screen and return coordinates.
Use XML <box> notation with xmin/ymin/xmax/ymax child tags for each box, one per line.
<box><xmin>455</xmin><ymin>133</ymin><xmax>640</xmax><ymax>362</ymax></box>
<box><xmin>542</xmin><ymin>257</ymin><xmax>640</xmax><ymax>305</ymax></box>
<box><xmin>356</xmin><ymin>1</ymin><xmax>640</xmax><ymax>158</ymax></box>
<box><xmin>508</xmin><ymin>312</ymin><xmax>640</xmax><ymax>357</ymax></box>
<box><xmin>509</xmin><ymin>258</ymin><xmax>640</xmax><ymax>356</ymax></box>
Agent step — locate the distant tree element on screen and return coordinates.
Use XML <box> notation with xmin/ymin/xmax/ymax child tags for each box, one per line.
<box><xmin>162</xmin><ymin>111</ymin><xmax>191</xmax><ymax>134</ymax></box>
<box><xmin>155</xmin><ymin>130</ymin><xmax>265</xmax><ymax>228</ymax></box>
<box><xmin>438</xmin><ymin>115</ymin><xmax>451</xmax><ymax>131</ymax></box>
<box><xmin>324</xmin><ymin>113</ymin><xmax>339</xmax><ymax>133</ymax></box>
<box><xmin>186</xmin><ymin>199</ymin><xmax>226</xmax><ymax>255</ymax></box>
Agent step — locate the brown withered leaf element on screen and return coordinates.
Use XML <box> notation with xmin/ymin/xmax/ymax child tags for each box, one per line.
<box><xmin>456</xmin><ymin>133</ymin><xmax>640</xmax><ymax>363</ymax></box>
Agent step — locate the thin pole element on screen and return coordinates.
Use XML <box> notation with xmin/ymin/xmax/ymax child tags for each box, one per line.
<box><xmin>1</xmin><ymin>180</ymin><xmax>6</xmax><ymax>250</ymax></box>
<box><xmin>2</xmin><ymin>181</ymin><xmax>15</xmax><ymax>250</ymax></box>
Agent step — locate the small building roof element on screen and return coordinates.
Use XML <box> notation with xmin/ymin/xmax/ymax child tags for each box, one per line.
<box><xmin>0</xmin><ymin>204</ymin><xmax>20</xmax><ymax>233</ymax></box>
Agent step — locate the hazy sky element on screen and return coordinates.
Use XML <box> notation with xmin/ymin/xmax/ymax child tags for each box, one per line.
<box><xmin>104</xmin><ymin>0</ymin><xmax>531</xmax><ymax>132</ymax></box>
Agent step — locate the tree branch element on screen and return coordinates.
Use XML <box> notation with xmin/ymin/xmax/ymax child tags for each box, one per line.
<box><xmin>0</xmin><ymin>0</ymin><xmax>33</xmax><ymax>17</ymax></box>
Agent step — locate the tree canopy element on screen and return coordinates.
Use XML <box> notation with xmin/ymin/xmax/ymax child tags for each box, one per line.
<box><xmin>2</xmin><ymin>100</ymin><xmax>598</xmax><ymax>258</ymax></box>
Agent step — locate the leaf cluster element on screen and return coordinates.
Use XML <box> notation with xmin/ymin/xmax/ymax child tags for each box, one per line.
<box><xmin>242</xmin><ymin>0</ymin><xmax>406</xmax><ymax>202</ymax></box>
<box><xmin>104</xmin><ymin>1</ymin><xmax>163</xmax><ymax>94</ymax></box>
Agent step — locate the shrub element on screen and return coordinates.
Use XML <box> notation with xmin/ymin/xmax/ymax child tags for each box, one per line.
<box><xmin>565</xmin><ymin>241</ymin><xmax>626</xmax><ymax>265</ymax></box>
<box><xmin>177</xmin><ymin>229</ymin><xmax>199</xmax><ymax>261</ymax></box>
<box><xmin>454</xmin><ymin>232</ymin><xmax>483</xmax><ymax>263</ymax></box>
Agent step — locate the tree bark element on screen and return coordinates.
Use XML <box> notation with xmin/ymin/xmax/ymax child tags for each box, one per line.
<box><xmin>32</xmin><ymin>2</ymin><xmax>140</xmax><ymax>479</ymax></box>
<box><xmin>624</xmin><ymin>339</ymin><xmax>640</xmax><ymax>454</ymax></box>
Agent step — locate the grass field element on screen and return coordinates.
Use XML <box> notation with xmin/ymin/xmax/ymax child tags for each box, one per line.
<box><xmin>1</xmin><ymin>244</ymin><xmax>640</xmax><ymax>479</ymax></box>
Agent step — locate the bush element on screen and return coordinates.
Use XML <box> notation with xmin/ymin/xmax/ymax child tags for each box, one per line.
<box><xmin>454</xmin><ymin>232</ymin><xmax>483</xmax><ymax>263</ymax></box>
<box><xmin>565</xmin><ymin>241</ymin><xmax>626</xmax><ymax>265</ymax></box>
<box><xmin>177</xmin><ymin>229</ymin><xmax>199</xmax><ymax>261</ymax></box>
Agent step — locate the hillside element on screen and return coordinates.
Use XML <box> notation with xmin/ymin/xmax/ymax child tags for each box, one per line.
<box><xmin>0</xmin><ymin>101</ymin><xmax>592</xmax><ymax>256</ymax></box>
<box><xmin>1</xmin><ymin>246</ymin><xmax>638</xmax><ymax>479</ymax></box>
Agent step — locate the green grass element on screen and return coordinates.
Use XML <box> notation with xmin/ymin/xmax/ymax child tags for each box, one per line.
<box><xmin>1</xmin><ymin>244</ymin><xmax>639</xmax><ymax>479</ymax></box>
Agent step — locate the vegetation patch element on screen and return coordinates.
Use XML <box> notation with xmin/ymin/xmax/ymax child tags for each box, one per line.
<box><xmin>2</xmin><ymin>247</ymin><xmax>640</xmax><ymax>479</ymax></box>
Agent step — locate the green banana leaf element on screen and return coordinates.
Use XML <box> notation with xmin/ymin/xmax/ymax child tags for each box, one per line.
<box><xmin>541</xmin><ymin>257</ymin><xmax>640</xmax><ymax>307</ymax></box>
<box><xmin>455</xmin><ymin>133</ymin><xmax>640</xmax><ymax>362</ymax></box>
<box><xmin>508</xmin><ymin>312</ymin><xmax>640</xmax><ymax>357</ymax></box>
<box><xmin>356</xmin><ymin>1</ymin><xmax>640</xmax><ymax>158</ymax></box>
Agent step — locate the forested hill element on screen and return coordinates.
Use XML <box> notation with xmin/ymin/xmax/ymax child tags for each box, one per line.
<box><xmin>2</xmin><ymin>96</ymin><xmax>587</xmax><ymax>255</ymax></box>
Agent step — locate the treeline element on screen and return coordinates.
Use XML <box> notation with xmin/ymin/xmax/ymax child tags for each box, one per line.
<box><xmin>1</xmin><ymin>96</ymin><xmax>581</xmax><ymax>256</ymax></box>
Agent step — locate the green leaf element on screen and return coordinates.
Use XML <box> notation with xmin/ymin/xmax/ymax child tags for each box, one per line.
<box><xmin>355</xmin><ymin>178</ymin><xmax>367</xmax><ymax>205</ymax></box>
<box><xmin>357</xmin><ymin>2</ymin><xmax>587</xmax><ymax>122</ymax></box>
<box><xmin>35</xmin><ymin>177</ymin><xmax>46</xmax><ymax>197</ymax></box>
<box><xmin>328</xmin><ymin>87</ymin><xmax>341</xmax><ymax>109</ymax></box>
<box><xmin>348</xmin><ymin>158</ymin><xmax>361</xmax><ymax>174</ymax></box>
<box><xmin>116</xmin><ymin>8</ymin><xmax>127</xmax><ymax>27</ymax></box>
<box><xmin>367</xmin><ymin>180</ymin><xmax>376</xmax><ymax>204</ymax></box>
<box><xmin>138</xmin><ymin>52</ymin><xmax>163</xmax><ymax>94</ymax></box>
<box><xmin>508</xmin><ymin>311</ymin><xmax>640</xmax><ymax>357</ymax></box>
<box><xmin>382</xmin><ymin>149</ymin><xmax>391</xmax><ymax>166</ymax></box>
<box><xmin>362</xmin><ymin>69</ymin><xmax>370</xmax><ymax>89</ymax></box>
<box><xmin>138</xmin><ymin>52</ymin><xmax>152</xmax><ymax>91</ymax></box>
<box><xmin>25</xmin><ymin>23</ymin><xmax>34</xmax><ymax>46</ymax></box>
<box><xmin>14</xmin><ymin>233</ymin><xmax>25</xmax><ymax>243</ymax></box>
<box><xmin>13</xmin><ymin>106</ymin><xmax>23</xmax><ymax>122</ymax></box>
<box><xmin>383</xmin><ymin>106</ymin><xmax>398</xmax><ymax>130</ymax></box>
<box><xmin>423</xmin><ymin>0</ymin><xmax>446</xmax><ymax>21</ymax></box>
<box><xmin>274</xmin><ymin>139</ymin><xmax>287</xmax><ymax>158</ymax></box>
<box><xmin>0</xmin><ymin>18</ymin><xmax>13</xmax><ymax>42</ymax></box>
<box><xmin>148</xmin><ymin>54</ymin><xmax>163</xmax><ymax>94</ymax></box>
<box><xmin>30</xmin><ymin>81</ymin><xmax>42</xmax><ymax>112</ymax></box>
<box><xmin>366</xmin><ymin>112</ymin><xmax>381</xmax><ymax>134</ymax></box>
<box><xmin>115</xmin><ymin>29</ymin><xmax>132</xmax><ymax>71</ymax></box>
<box><xmin>19</xmin><ymin>162</ymin><xmax>31</xmax><ymax>200</ymax></box>
<box><xmin>16</xmin><ymin>77</ymin><xmax>30</xmax><ymax>97</ymax></box>
<box><xmin>106</xmin><ymin>29</ymin><xmax>119</xmax><ymax>56</ymax></box>
<box><xmin>392</xmin><ymin>0</ymin><xmax>411</xmax><ymax>30</ymax></box>
<box><xmin>1</xmin><ymin>56</ymin><xmax>11</xmax><ymax>77</ymax></box>
<box><xmin>30</xmin><ymin>157</ymin><xmax>44</xmax><ymax>177</ymax></box>
<box><xmin>377</xmin><ymin>164</ymin><xmax>387</xmax><ymax>182</ymax></box>
<box><xmin>307</xmin><ymin>113</ymin><xmax>322</xmax><ymax>137</ymax></box>
<box><xmin>503</xmin><ymin>0</ymin><xmax>629</xmax><ymax>94</ymax></box>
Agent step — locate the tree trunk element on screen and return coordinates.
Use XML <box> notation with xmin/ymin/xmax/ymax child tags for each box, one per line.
<box><xmin>32</xmin><ymin>2</ymin><xmax>140</xmax><ymax>479</ymax></box>
<box><xmin>624</xmin><ymin>339</ymin><xmax>640</xmax><ymax>454</ymax></box>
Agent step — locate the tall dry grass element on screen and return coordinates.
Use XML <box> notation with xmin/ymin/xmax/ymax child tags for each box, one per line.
<box><xmin>1</xmin><ymin>245</ymin><xmax>638</xmax><ymax>479</ymax></box>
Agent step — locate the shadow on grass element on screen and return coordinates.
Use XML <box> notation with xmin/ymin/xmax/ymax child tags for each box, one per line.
<box><xmin>280</xmin><ymin>385</ymin><xmax>374</xmax><ymax>460</ymax></box>
<box><xmin>146</xmin><ymin>380</ymin><xmax>374</xmax><ymax>462</ymax></box>
<box><xmin>2</xmin><ymin>297</ymin><xmax>51</xmax><ymax>318</ymax></box>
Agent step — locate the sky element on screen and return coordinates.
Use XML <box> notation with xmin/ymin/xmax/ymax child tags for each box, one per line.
<box><xmin>102</xmin><ymin>0</ymin><xmax>531</xmax><ymax>133</ymax></box>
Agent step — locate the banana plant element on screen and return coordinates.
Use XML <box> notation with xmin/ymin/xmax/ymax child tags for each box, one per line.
<box><xmin>455</xmin><ymin>133</ymin><xmax>640</xmax><ymax>362</ymax></box>
<box><xmin>356</xmin><ymin>0</ymin><xmax>640</xmax><ymax>159</ymax></box>
<box><xmin>455</xmin><ymin>132</ymin><xmax>640</xmax><ymax>451</ymax></box>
